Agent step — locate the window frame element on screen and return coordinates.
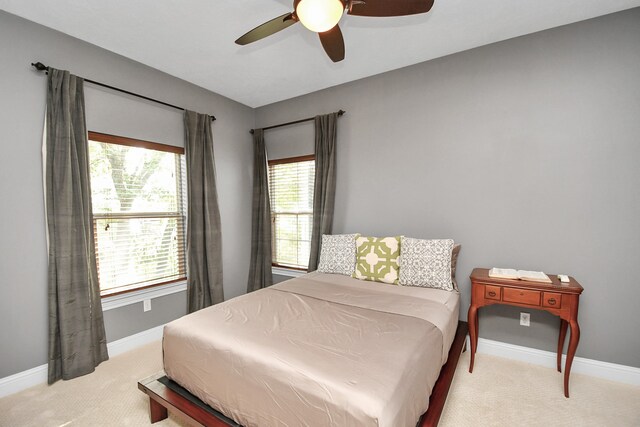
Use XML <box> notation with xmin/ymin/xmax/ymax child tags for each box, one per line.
<box><xmin>88</xmin><ymin>131</ymin><xmax>187</xmax><ymax>298</ymax></box>
<box><xmin>268</xmin><ymin>154</ymin><xmax>315</xmax><ymax>271</ymax></box>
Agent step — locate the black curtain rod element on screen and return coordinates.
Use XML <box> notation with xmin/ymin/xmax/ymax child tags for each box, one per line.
<box><xmin>31</xmin><ymin>62</ymin><xmax>216</xmax><ymax>121</ymax></box>
<box><xmin>250</xmin><ymin>110</ymin><xmax>345</xmax><ymax>134</ymax></box>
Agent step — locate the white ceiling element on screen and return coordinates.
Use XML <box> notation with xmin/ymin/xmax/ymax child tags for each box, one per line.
<box><xmin>2</xmin><ymin>0</ymin><xmax>639</xmax><ymax>107</ymax></box>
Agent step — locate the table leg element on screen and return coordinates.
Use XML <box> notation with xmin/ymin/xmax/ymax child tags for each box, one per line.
<box><xmin>564</xmin><ymin>320</ymin><xmax>580</xmax><ymax>398</ymax></box>
<box><xmin>468</xmin><ymin>305</ymin><xmax>478</xmax><ymax>373</ymax></box>
<box><xmin>474</xmin><ymin>310</ymin><xmax>479</xmax><ymax>349</ymax></box>
<box><xmin>557</xmin><ymin>319</ymin><xmax>568</xmax><ymax>372</ymax></box>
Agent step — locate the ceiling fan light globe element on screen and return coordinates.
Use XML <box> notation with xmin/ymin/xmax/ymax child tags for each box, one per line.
<box><xmin>296</xmin><ymin>0</ymin><xmax>344</xmax><ymax>33</ymax></box>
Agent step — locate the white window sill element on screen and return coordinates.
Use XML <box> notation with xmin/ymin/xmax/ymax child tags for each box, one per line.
<box><xmin>272</xmin><ymin>267</ymin><xmax>307</xmax><ymax>278</ymax></box>
<box><xmin>101</xmin><ymin>280</ymin><xmax>187</xmax><ymax>311</ymax></box>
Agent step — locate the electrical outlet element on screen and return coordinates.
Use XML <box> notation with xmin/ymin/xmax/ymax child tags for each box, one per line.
<box><xmin>520</xmin><ymin>312</ymin><xmax>530</xmax><ymax>327</ymax></box>
<box><xmin>143</xmin><ymin>299</ymin><xmax>151</xmax><ymax>312</ymax></box>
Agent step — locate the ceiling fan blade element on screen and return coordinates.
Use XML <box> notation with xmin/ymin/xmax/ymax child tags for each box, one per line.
<box><xmin>319</xmin><ymin>24</ymin><xmax>345</xmax><ymax>63</ymax></box>
<box><xmin>235</xmin><ymin>12</ymin><xmax>297</xmax><ymax>45</ymax></box>
<box><xmin>348</xmin><ymin>0</ymin><xmax>434</xmax><ymax>17</ymax></box>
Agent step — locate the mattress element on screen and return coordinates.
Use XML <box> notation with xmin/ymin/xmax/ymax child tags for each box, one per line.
<box><xmin>163</xmin><ymin>271</ymin><xmax>460</xmax><ymax>427</ymax></box>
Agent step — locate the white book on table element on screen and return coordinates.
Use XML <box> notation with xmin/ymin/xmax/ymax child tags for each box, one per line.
<box><xmin>488</xmin><ymin>268</ymin><xmax>552</xmax><ymax>283</ymax></box>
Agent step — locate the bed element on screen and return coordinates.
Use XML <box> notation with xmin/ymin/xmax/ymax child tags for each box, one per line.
<box><xmin>140</xmin><ymin>271</ymin><xmax>467</xmax><ymax>427</ymax></box>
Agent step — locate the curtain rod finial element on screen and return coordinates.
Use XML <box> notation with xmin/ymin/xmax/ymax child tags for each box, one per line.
<box><xmin>338</xmin><ymin>109</ymin><xmax>345</xmax><ymax>116</ymax></box>
<box><xmin>250</xmin><ymin>129</ymin><xmax>255</xmax><ymax>134</ymax></box>
<box><xmin>31</xmin><ymin>62</ymin><xmax>48</xmax><ymax>72</ymax></box>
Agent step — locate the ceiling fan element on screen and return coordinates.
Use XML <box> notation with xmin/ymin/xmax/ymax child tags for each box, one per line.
<box><xmin>235</xmin><ymin>0</ymin><xmax>435</xmax><ymax>63</ymax></box>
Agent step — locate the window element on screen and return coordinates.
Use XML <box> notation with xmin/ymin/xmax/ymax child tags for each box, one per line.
<box><xmin>88</xmin><ymin>132</ymin><xmax>187</xmax><ymax>296</ymax></box>
<box><xmin>268</xmin><ymin>155</ymin><xmax>315</xmax><ymax>270</ymax></box>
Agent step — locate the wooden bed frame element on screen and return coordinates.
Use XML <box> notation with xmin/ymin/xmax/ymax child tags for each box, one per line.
<box><xmin>139</xmin><ymin>321</ymin><xmax>468</xmax><ymax>427</ymax></box>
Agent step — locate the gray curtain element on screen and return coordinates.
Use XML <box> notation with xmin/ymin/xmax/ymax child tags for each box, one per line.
<box><xmin>308</xmin><ymin>112</ymin><xmax>339</xmax><ymax>271</ymax></box>
<box><xmin>45</xmin><ymin>68</ymin><xmax>108</xmax><ymax>384</ymax></box>
<box><xmin>247</xmin><ymin>129</ymin><xmax>273</xmax><ymax>292</ymax></box>
<box><xmin>184</xmin><ymin>110</ymin><xmax>224</xmax><ymax>312</ymax></box>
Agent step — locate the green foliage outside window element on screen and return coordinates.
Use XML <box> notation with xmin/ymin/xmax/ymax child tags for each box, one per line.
<box><xmin>88</xmin><ymin>138</ymin><xmax>186</xmax><ymax>295</ymax></box>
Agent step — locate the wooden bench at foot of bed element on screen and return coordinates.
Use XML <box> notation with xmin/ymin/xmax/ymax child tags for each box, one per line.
<box><xmin>138</xmin><ymin>321</ymin><xmax>468</xmax><ymax>427</ymax></box>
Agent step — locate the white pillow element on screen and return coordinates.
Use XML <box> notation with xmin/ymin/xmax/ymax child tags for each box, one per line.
<box><xmin>317</xmin><ymin>233</ymin><xmax>359</xmax><ymax>276</ymax></box>
<box><xmin>399</xmin><ymin>237</ymin><xmax>455</xmax><ymax>290</ymax></box>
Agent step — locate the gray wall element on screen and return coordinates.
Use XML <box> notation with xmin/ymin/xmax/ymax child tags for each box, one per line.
<box><xmin>103</xmin><ymin>292</ymin><xmax>187</xmax><ymax>342</ymax></box>
<box><xmin>273</xmin><ymin>274</ymin><xmax>292</xmax><ymax>285</ymax></box>
<box><xmin>257</xmin><ymin>9</ymin><xmax>640</xmax><ymax>367</ymax></box>
<box><xmin>0</xmin><ymin>11</ymin><xmax>254</xmax><ymax>377</ymax></box>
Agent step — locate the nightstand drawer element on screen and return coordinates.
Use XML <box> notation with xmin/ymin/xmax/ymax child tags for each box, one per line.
<box><xmin>543</xmin><ymin>292</ymin><xmax>562</xmax><ymax>308</ymax></box>
<box><xmin>485</xmin><ymin>285</ymin><xmax>502</xmax><ymax>300</ymax></box>
<box><xmin>503</xmin><ymin>288</ymin><xmax>541</xmax><ymax>306</ymax></box>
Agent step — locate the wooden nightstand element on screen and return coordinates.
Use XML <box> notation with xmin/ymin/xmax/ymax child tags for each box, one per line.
<box><xmin>468</xmin><ymin>268</ymin><xmax>584</xmax><ymax>397</ymax></box>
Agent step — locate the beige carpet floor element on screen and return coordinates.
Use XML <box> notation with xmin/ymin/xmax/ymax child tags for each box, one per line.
<box><xmin>1</xmin><ymin>340</ymin><xmax>638</xmax><ymax>427</ymax></box>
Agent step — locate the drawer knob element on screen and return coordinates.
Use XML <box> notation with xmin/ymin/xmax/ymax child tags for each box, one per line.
<box><xmin>488</xmin><ymin>291</ymin><xmax>496</xmax><ymax>297</ymax></box>
<box><xmin>548</xmin><ymin>298</ymin><xmax>556</xmax><ymax>305</ymax></box>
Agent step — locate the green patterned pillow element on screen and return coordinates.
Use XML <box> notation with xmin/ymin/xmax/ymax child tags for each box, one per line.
<box><xmin>353</xmin><ymin>236</ymin><xmax>401</xmax><ymax>284</ymax></box>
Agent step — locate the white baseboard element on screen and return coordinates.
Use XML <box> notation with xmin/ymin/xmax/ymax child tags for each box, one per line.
<box><xmin>0</xmin><ymin>364</ymin><xmax>48</xmax><ymax>399</ymax></box>
<box><xmin>475</xmin><ymin>337</ymin><xmax>640</xmax><ymax>387</ymax></box>
<box><xmin>0</xmin><ymin>324</ymin><xmax>165</xmax><ymax>399</ymax></box>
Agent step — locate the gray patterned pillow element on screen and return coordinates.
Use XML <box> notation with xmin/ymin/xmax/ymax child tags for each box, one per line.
<box><xmin>317</xmin><ymin>234</ymin><xmax>359</xmax><ymax>276</ymax></box>
<box><xmin>399</xmin><ymin>238</ymin><xmax>455</xmax><ymax>290</ymax></box>
<box><xmin>451</xmin><ymin>244</ymin><xmax>461</xmax><ymax>291</ymax></box>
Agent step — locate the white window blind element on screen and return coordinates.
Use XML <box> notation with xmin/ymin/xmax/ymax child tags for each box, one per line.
<box><xmin>88</xmin><ymin>133</ymin><xmax>187</xmax><ymax>296</ymax></box>
<box><xmin>268</xmin><ymin>157</ymin><xmax>315</xmax><ymax>270</ymax></box>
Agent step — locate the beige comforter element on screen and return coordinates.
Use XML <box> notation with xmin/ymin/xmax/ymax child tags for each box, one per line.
<box><xmin>163</xmin><ymin>272</ymin><xmax>459</xmax><ymax>427</ymax></box>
